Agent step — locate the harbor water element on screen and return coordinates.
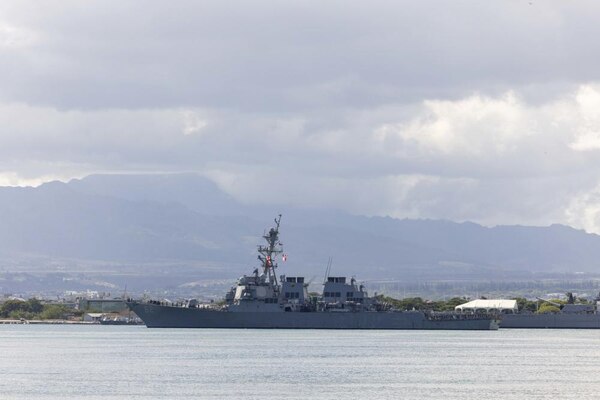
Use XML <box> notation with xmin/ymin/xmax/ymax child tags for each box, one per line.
<box><xmin>1</xmin><ymin>325</ymin><xmax>599</xmax><ymax>399</ymax></box>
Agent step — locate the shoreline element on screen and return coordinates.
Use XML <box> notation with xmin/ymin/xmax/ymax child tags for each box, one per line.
<box><xmin>0</xmin><ymin>319</ymin><xmax>99</xmax><ymax>325</ymax></box>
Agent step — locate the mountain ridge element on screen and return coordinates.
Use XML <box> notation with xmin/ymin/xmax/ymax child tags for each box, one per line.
<box><xmin>0</xmin><ymin>173</ymin><xmax>599</xmax><ymax>294</ymax></box>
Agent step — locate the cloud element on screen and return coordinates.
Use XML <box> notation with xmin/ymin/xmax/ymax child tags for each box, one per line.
<box><xmin>181</xmin><ymin>110</ymin><xmax>207</xmax><ymax>136</ymax></box>
<box><xmin>199</xmin><ymin>86</ymin><xmax>600</xmax><ymax>230</ymax></box>
<box><xmin>385</xmin><ymin>92</ymin><xmax>529</xmax><ymax>157</ymax></box>
<box><xmin>2</xmin><ymin>2</ymin><xmax>600</xmax><ymax>231</ymax></box>
<box><xmin>565</xmin><ymin>185</ymin><xmax>600</xmax><ymax>234</ymax></box>
<box><xmin>0</xmin><ymin>171</ymin><xmax>71</xmax><ymax>187</ymax></box>
<box><xmin>568</xmin><ymin>85</ymin><xmax>600</xmax><ymax>151</ymax></box>
<box><xmin>0</xmin><ymin>22</ymin><xmax>38</xmax><ymax>49</ymax></box>
<box><xmin>3</xmin><ymin>85</ymin><xmax>600</xmax><ymax>232</ymax></box>
<box><xmin>1</xmin><ymin>1</ymin><xmax>600</xmax><ymax>110</ymax></box>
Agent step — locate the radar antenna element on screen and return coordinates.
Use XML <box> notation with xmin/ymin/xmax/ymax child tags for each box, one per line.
<box><xmin>323</xmin><ymin>256</ymin><xmax>333</xmax><ymax>284</ymax></box>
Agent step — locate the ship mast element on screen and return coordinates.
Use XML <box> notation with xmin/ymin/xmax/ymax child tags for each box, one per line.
<box><xmin>257</xmin><ymin>214</ymin><xmax>283</xmax><ymax>287</ymax></box>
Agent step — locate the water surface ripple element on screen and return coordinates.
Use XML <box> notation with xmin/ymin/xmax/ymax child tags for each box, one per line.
<box><xmin>1</xmin><ymin>326</ymin><xmax>599</xmax><ymax>399</ymax></box>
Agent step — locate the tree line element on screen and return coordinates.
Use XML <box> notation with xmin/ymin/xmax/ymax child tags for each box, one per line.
<box><xmin>0</xmin><ymin>299</ymin><xmax>75</xmax><ymax>320</ymax></box>
<box><xmin>379</xmin><ymin>296</ymin><xmax>590</xmax><ymax>314</ymax></box>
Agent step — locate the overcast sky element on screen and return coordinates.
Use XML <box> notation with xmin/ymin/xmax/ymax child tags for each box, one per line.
<box><xmin>2</xmin><ymin>1</ymin><xmax>600</xmax><ymax>231</ymax></box>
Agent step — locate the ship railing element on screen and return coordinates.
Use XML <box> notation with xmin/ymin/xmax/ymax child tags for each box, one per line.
<box><xmin>425</xmin><ymin>311</ymin><xmax>502</xmax><ymax>321</ymax></box>
<box><xmin>140</xmin><ymin>299</ymin><xmax>224</xmax><ymax>311</ymax></box>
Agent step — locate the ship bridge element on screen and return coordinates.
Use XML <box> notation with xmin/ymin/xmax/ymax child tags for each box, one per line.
<box><xmin>323</xmin><ymin>276</ymin><xmax>367</xmax><ymax>304</ymax></box>
<box><xmin>282</xmin><ymin>276</ymin><xmax>308</xmax><ymax>302</ymax></box>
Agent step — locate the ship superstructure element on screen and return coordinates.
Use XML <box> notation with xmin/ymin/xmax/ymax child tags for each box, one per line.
<box><xmin>223</xmin><ymin>215</ymin><xmax>291</xmax><ymax>312</ymax></box>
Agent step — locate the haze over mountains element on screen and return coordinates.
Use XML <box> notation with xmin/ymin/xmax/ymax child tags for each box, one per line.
<box><xmin>1</xmin><ymin>174</ymin><xmax>599</xmax><ymax>295</ymax></box>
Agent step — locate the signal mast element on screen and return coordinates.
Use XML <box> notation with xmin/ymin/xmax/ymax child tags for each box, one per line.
<box><xmin>257</xmin><ymin>214</ymin><xmax>283</xmax><ymax>287</ymax></box>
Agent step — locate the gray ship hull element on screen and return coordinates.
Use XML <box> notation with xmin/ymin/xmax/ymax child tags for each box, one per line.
<box><xmin>501</xmin><ymin>313</ymin><xmax>600</xmax><ymax>328</ymax></box>
<box><xmin>128</xmin><ymin>302</ymin><xmax>498</xmax><ymax>330</ymax></box>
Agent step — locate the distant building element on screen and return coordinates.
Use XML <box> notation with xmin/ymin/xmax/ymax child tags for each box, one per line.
<box><xmin>83</xmin><ymin>313</ymin><xmax>104</xmax><ymax>322</ymax></box>
<box><xmin>455</xmin><ymin>299</ymin><xmax>518</xmax><ymax>314</ymax></box>
<box><xmin>0</xmin><ymin>295</ymin><xmax>26</xmax><ymax>303</ymax></box>
<box><xmin>78</xmin><ymin>299</ymin><xmax>128</xmax><ymax>313</ymax></box>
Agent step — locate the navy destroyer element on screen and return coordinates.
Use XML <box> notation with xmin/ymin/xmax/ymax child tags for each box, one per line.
<box><xmin>127</xmin><ymin>216</ymin><xmax>499</xmax><ymax>330</ymax></box>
